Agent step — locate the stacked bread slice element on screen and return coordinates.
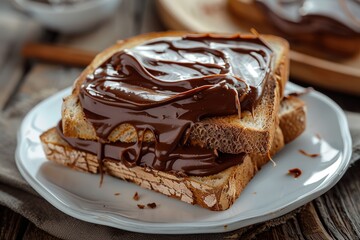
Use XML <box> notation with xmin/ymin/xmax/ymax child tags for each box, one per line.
<box><xmin>40</xmin><ymin>32</ymin><xmax>306</xmax><ymax>210</ymax></box>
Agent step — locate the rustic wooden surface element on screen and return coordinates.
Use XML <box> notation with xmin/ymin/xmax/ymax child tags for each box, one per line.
<box><xmin>1</xmin><ymin>0</ymin><xmax>360</xmax><ymax>239</ymax></box>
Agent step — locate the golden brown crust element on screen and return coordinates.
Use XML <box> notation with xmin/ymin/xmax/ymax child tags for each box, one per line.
<box><xmin>39</xmin><ymin>32</ymin><xmax>303</xmax><ymax>211</ymax></box>
<box><xmin>41</xmin><ymin>128</ymin><xmax>272</xmax><ymax>211</ymax></box>
<box><xmin>61</xmin><ymin>31</ymin><xmax>289</xmax><ymax>154</ymax></box>
<box><xmin>40</xmin><ymin>96</ymin><xmax>306</xmax><ymax>211</ymax></box>
<box><xmin>279</xmin><ymin>96</ymin><xmax>307</xmax><ymax>144</ymax></box>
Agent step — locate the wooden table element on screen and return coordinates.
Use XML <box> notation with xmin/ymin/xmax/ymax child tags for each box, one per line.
<box><xmin>1</xmin><ymin>0</ymin><xmax>360</xmax><ymax>239</ymax></box>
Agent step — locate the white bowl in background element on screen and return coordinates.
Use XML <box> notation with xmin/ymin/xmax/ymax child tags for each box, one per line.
<box><xmin>12</xmin><ymin>0</ymin><xmax>122</xmax><ymax>33</ymax></box>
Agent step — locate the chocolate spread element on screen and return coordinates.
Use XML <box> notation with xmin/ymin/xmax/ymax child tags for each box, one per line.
<box><xmin>59</xmin><ymin>34</ymin><xmax>273</xmax><ymax>176</ymax></box>
<box><xmin>256</xmin><ymin>0</ymin><xmax>360</xmax><ymax>36</ymax></box>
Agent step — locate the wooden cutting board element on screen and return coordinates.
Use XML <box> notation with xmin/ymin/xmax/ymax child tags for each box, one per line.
<box><xmin>156</xmin><ymin>0</ymin><xmax>360</xmax><ymax>96</ymax></box>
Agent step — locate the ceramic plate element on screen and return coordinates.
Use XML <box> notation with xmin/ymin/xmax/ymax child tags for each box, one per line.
<box><xmin>16</xmin><ymin>82</ymin><xmax>352</xmax><ymax>234</ymax></box>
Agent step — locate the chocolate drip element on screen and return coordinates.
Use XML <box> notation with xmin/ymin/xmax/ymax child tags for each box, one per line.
<box><xmin>256</xmin><ymin>0</ymin><xmax>360</xmax><ymax>36</ymax></box>
<box><xmin>69</xmin><ymin>34</ymin><xmax>273</xmax><ymax>176</ymax></box>
<box><xmin>57</xmin><ymin>122</ymin><xmax>246</xmax><ymax>176</ymax></box>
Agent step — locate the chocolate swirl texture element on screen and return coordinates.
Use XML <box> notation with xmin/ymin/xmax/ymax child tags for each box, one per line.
<box><xmin>61</xmin><ymin>34</ymin><xmax>274</xmax><ymax>176</ymax></box>
<box><xmin>256</xmin><ymin>0</ymin><xmax>360</xmax><ymax>36</ymax></box>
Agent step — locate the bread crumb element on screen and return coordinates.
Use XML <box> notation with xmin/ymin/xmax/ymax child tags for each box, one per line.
<box><xmin>288</xmin><ymin>168</ymin><xmax>302</xmax><ymax>178</ymax></box>
<box><xmin>267</xmin><ymin>151</ymin><xmax>276</xmax><ymax>167</ymax></box>
<box><xmin>147</xmin><ymin>202</ymin><xmax>157</xmax><ymax>209</ymax></box>
<box><xmin>114</xmin><ymin>192</ymin><xmax>120</xmax><ymax>196</ymax></box>
<box><xmin>299</xmin><ymin>149</ymin><xmax>320</xmax><ymax>158</ymax></box>
<box><xmin>137</xmin><ymin>204</ymin><xmax>145</xmax><ymax>209</ymax></box>
<box><xmin>224</xmin><ymin>224</ymin><xmax>228</xmax><ymax>229</ymax></box>
<box><xmin>224</xmin><ymin>233</ymin><xmax>239</xmax><ymax>239</ymax></box>
<box><xmin>133</xmin><ymin>192</ymin><xmax>139</xmax><ymax>201</ymax></box>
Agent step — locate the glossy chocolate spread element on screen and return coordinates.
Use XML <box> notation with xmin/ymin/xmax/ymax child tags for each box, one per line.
<box><xmin>57</xmin><ymin>122</ymin><xmax>246</xmax><ymax>176</ymax></box>
<box><xmin>256</xmin><ymin>0</ymin><xmax>360</xmax><ymax>36</ymax></box>
<box><xmin>60</xmin><ymin>34</ymin><xmax>273</xmax><ymax>176</ymax></box>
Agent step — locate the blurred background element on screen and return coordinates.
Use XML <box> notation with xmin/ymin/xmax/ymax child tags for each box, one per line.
<box><xmin>0</xmin><ymin>0</ymin><xmax>359</xmax><ymax>113</ymax></box>
<box><xmin>0</xmin><ymin>0</ymin><xmax>163</xmax><ymax>111</ymax></box>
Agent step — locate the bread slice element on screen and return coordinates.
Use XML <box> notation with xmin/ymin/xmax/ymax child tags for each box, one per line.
<box><xmin>61</xmin><ymin>31</ymin><xmax>289</xmax><ymax>155</ymax></box>
<box><xmin>228</xmin><ymin>0</ymin><xmax>360</xmax><ymax>56</ymax></box>
<box><xmin>40</xmin><ymin>96</ymin><xmax>306</xmax><ymax>211</ymax></box>
<box><xmin>252</xmin><ymin>96</ymin><xmax>306</xmax><ymax>168</ymax></box>
<box><xmin>279</xmin><ymin>96</ymin><xmax>306</xmax><ymax>144</ymax></box>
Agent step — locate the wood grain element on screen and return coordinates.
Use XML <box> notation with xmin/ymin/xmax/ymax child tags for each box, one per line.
<box><xmin>297</xmin><ymin>203</ymin><xmax>332</xmax><ymax>240</ymax></box>
<box><xmin>314</xmin><ymin>161</ymin><xmax>360</xmax><ymax>239</ymax></box>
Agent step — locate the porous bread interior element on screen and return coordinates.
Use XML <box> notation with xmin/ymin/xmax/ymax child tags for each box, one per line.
<box><xmin>279</xmin><ymin>96</ymin><xmax>305</xmax><ymax>116</ymax></box>
<box><xmin>40</xmin><ymin>127</ymin><xmax>281</xmax><ymax>211</ymax></box>
<box><xmin>40</xmin><ymin>96</ymin><xmax>305</xmax><ymax>211</ymax></box>
<box><xmin>279</xmin><ymin>96</ymin><xmax>306</xmax><ymax>144</ymax></box>
<box><xmin>61</xmin><ymin>31</ymin><xmax>289</xmax><ymax>154</ymax></box>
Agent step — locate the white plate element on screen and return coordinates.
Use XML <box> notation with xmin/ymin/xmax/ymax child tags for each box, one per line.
<box><xmin>16</xmin><ymin>82</ymin><xmax>352</xmax><ymax>234</ymax></box>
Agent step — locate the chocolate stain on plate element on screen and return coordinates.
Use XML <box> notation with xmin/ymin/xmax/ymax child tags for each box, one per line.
<box><xmin>299</xmin><ymin>149</ymin><xmax>320</xmax><ymax>158</ymax></box>
<box><xmin>288</xmin><ymin>168</ymin><xmax>302</xmax><ymax>178</ymax></box>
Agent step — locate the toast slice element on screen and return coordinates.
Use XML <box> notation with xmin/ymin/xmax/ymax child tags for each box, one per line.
<box><xmin>279</xmin><ymin>96</ymin><xmax>306</xmax><ymax>144</ymax></box>
<box><xmin>61</xmin><ymin>31</ymin><xmax>289</xmax><ymax>154</ymax></box>
<box><xmin>252</xmin><ymin>95</ymin><xmax>306</xmax><ymax>168</ymax></box>
<box><xmin>40</xmin><ymin>96</ymin><xmax>306</xmax><ymax>211</ymax></box>
<box><xmin>227</xmin><ymin>0</ymin><xmax>360</xmax><ymax>56</ymax></box>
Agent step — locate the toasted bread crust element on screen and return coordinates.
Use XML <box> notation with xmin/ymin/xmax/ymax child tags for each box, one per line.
<box><xmin>61</xmin><ymin>31</ymin><xmax>289</xmax><ymax>154</ymax></box>
<box><xmin>279</xmin><ymin>96</ymin><xmax>306</xmax><ymax>144</ymax></box>
<box><xmin>40</xmin><ymin>96</ymin><xmax>305</xmax><ymax>211</ymax></box>
<box><xmin>41</xmin><ymin>127</ymin><xmax>279</xmax><ymax>211</ymax></box>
